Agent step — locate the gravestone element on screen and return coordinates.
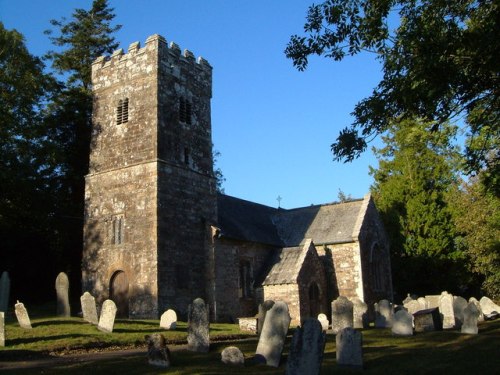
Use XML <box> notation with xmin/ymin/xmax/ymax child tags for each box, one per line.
<box><xmin>160</xmin><ymin>309</ymin><xmax>177</xmax><ymax>330</ymax></box>
<box><xmin>425</xmin><ymin>295</ymin><xmax>441</xmax><ymax>309</ymax></box>
<box><xmin>145</xmin><ymin>333</ymin><xmax>171</xmax><ymax>368</ymax></box>
<box><xmin>402</xmin><ymin>294</ymin><xmax>414</xmax><ymax>305</ymax></box>
<box><xmin>257</xmin><ymin>300</ymin><xmax>275</xmax><ymax>335</ymax></box>
<box><xmin>238</xmin><ymin>317</ymin><xmax>258</xmax><ymax>333</ymax></box>
<box><xmin>336</xmin><ymin>327</ymin><xmax>363</xmax><ymax>369</ymax></box>
<box><xmin>317</xmin><ymin>313</ymin><xmax>329</xmax><ymax>331</ymax></box>
<box><xmin>453</xmin><ymin>296</ymin><xmax>468</xmax><ymax>328</ymax></box>
<box><xmin>285</xmin><ymin>318</ymin><xmax>326</xmax><ymax>375</ymax></box>
<box><xmin>0</xmin><ymin>271</ymin><xmax>10</xmax><ymax>313</ymax></box>
<box><xmin>255</xmin><ymin>301</ymin><xmax>291</xmax><ymax>367</ymax></box>
<box><xmin>375</xmin><ymin>299</ymin><xmax>393</xmax><ymax>328</ymax></box>
<box><xmin>413</xmin><ymin>308</ymin><xmax>442</xmax><ymax>332</ymax></box>
<box><xmin>221</xmin><ymin>346</ymin><xmax>245</xmax><ymax>366</ymax></box>
<box><xmin>331</xmin><ymin>296</ymin><xmax>354</xmax><ymax>334</ymax></box>
<box><xmin>461</xmin><ymin>302</ymin><xmax>480</xmax><ymax>335</ymax></box>
<box><xmin>417</xmin><ymin>297</ymin><xmax>428</xmax><ymax>310</ymax></box>
<box><xmin>469</xmin><ymin>297</ymin><xmax>484</xmax><ymax>322</ymax></box>
<box><xmin>55</xmin><ymin>272</ymin><xmax>71</xmax><ymax>317</ymax></box>
<box><xmin>439</xmin><ymin>292</ymin><xmax>455</xmax><ymax>329</ymax></box>
<box><xmin>14</xmin><ymin>301</ymin><xmax>32</xmax><ymax>329</ymax></box>
<box><xmin>0</xmin><ymin>311</ymin><xmax>4</xmax><ymax>347</ymax></box>
<box><xmin>80</xmin><ymin>292</ymin><xmax>98</xmax><ymax>325</ymax></box>
<box><xmin>187</xmin><ymin>298</ymin><xmax>210</xmax><ymax>352</ymax></box>
<box><xmin>392</xmin><ymin>310</ymin><xmax>413</xmax><ymax>336</ymax></box>
<box><xmin>479</xmin><ymin>296</ymin><xmax>500</xmax><ymax>316</ymax></box>
<box><xmin>97</xmin><ymin>299</ymin><xmax>117</xmax><ymax>333</ymax></box>
<box><xmin>405</xmin><ymin>300</ymin><xmax>422</xmax><ymax>316</ymax></box>
<box><xmin>351</xmin><ymin>297</ymin><xmax>369</xmax><ymax>329</ymax></box>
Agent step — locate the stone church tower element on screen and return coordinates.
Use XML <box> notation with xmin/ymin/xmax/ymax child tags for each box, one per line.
<box><xmin>82</xmin><ymin>35</ymin><xmax>217</xmax><ymax>318</ymax></box>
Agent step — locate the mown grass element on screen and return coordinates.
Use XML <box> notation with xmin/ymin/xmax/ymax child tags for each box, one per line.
<box><xmin>1</xmin><ymin>313</ymin><xmax>499</xmax><ymax>374</ymax></box>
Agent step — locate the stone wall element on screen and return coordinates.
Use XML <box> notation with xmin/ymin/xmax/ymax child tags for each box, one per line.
<box><xmin>263</xmin><ymin>284</ymin><xmax>300</xmax><ymax>325</ymax></box>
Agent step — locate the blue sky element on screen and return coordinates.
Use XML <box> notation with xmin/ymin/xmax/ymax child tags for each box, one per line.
<box><xmin>1</xmin><ymin>0</ymin><xmax>384</xmax><ymax>208</ymax></box>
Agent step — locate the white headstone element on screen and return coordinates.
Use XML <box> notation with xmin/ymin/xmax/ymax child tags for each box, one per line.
<box><xmin>453</xmin><ymin>296</ymin><xmax>468</xmax><ymax>328</ymax></box>
<box><xmin>479</xmin><ymin>296</ymin><xmax>500</xmax><ymax>315</ymax></box>
<box><xmin>439</xmin><ymin>292</ymin><xmax>455</xmax><ymax>329</ymax></box>
<box><xmin>0</xmin><ymin>271</ymin><xmax>10</xmax><ymax>313</ymax></box>
<box><xmin>375</xmin><ymin>299</ymin><xmax>393</xmax><ymax>328</ymax></box>
<box><xmin>255</xmin><ymin>301</ymin><xmax>291</xmax><ymax>367</ymax></box>
<box><xmin>336</xmin><ymin>327</ymin><xmax>363</xmax><ymax>368</ymax></box>
<box><xmin>187</xmin><ymin>298</ymin><xmax>209</xmax><ymax>352</ymax></box>
<box><xmin>80</xmin><ymin>292</ymin><xmax>98</xmax><ymax>325</ymax></box>
<box><xmin>392</xmin><ymin>310</ymin><xmax>413</xmax><ymax>336</ymax></box>
<box><xmin>417</xmin><ymin>297</ymin><xmax>428</xmax><ymax>310</ymax></box>
<box><xmin>317</xmin><ymin>313</ymin><xmax>329</xmax><ymax>331</ymax></box>
<box><xmin>461</xmin><ymin>302</ymin><xmax>480</xmax><ymax>335</ymax></box>
<box><xmin>98</xmin><ymin>299</ymin><xmax>117</xmax><ymax>333</ymax></box>
<box><xmin>405</xmin><ymin>300</ymin><xmax>422</xmax><ymax>316</ymax></box>
<box><xmin>14</xmin><ymin>301</ymin><xmax>32</xmax><ymax>329</ymax></box>
<box><xmin>55</xmin><ymin>272</ymin><xmax>71</xmax><ymax>317</ymax></box>
<box><xmin>160</xmin><ymin>309</ymin><xmax>177</xmax><ymax>330</ymax></box>
<box><xmin>331</xmin><ymin>296</ymin><xmax>354</xmax><ymax>334</ymax></box>
<box><xmin>0</xmin><ymin>311</ymin><xmax>4</xmax><ymax>347</ymax></box>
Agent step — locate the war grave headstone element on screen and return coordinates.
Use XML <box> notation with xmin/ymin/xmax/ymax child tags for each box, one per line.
<box><xmin>439</xmin><ymin>292</ymin><xmax>455</xmax><ymax>329</ymax></box>
<box><xmin>375</xmin><ymin>299</ymin><xmax>393</xmax><ymax>328</ymax></box>
<box><xmin>317</xmin><ymin>313</ymin><xmax>329</xmax><ymax>331</ymax></box>
<box><xmin>97</xmin><ymin>299</ymin><xmax>117</xmax><ymax>333</ymax></box>
<box><xmin>392</xmin><ymin>310</ymin><xmax>413</xmax><ymax>336</ymax></box>
<box><xmin>255</xmin><ymin>301</ymin><xmax>291</xmax><ymax>367</ymax></box>
<box><xmin>145</xmin><ymin>333</ymin><xmax>171</xmax><ymax>368</ymax></box>
<box><xmin>413</xmin><ymin>308</ymin><xmax>442</xmax><ymax>332</ymax></box>
<box><xmin>14</xmin><ymin>300</ymin><xmax>32</xmax><ymax>329</ymax></box>
<box><xmin>351</xmin><ymin>297</ymin><xmax>369</xmax><ymax>329</ymax></box>
<box><xmin>453</xmin><ymin>296</ymin><xmax>468</xmax><ymax>328</ymax></box>
<box><xmin>221</xmin><ymin>346</ymin><xmax>245</xmax><ymax>366</ymax></box>
<box><xmin>0</xmin><ymin>311</ymin><xmax>5</xmax><ymax>347</ymax></box>
<box><xmin>469</xmin><ymin>297</ymin><xmax>484</xmax><ymax>322</ymax></box>
<box><xmin>257</xmin><ymin>300</ymin><xmax>275</xmax><ymax>335</ymax></box>
<box><xmin>285</xmin><ymin>318</ymin><xmax>326</xmax><ymax>375</ymax></box>
<box><xmin>160</xmin><ymin>309</ymin><xmax>177</xmax><ymax>330</ymax></box>
<box><xmin>55</xmin><ymin>272</ymin><xmax>71</xmax><ymax>317</ymax></box>
<box><xmin>461</xmin><ymin>302</ymin><xmax>480</xmax><ymax>335</ymax></box>
<box><xmin>0</xmin><ymin>271</ymin><xmax>10</xmax><ymax>313</ymax></box>
<box><xmin>331</xmin><ymin>296</ymin><xmax>354</xmax><ymax>334</ymax></box>
<box><xmin>81</xmin><ymin>292</ymin><xmax>98</xmax><ymax>325</ymax></box>
<box><xmin>187</xmin><ymin>298</ymin><xmax>210</xmax><ymax>352</ymax></box>
<box><xmin>479</xmin><ymin>296</ymin><xmax>500</xmax><ymax>319</ymax></box>
<box><xmin>336</xmin><ymin>327</ymin><xmax>363</xmax><ymax>369</ymax></box>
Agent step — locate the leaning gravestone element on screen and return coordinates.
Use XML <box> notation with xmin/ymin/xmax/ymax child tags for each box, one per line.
<box><xmin>97</xmin><ymin>299</ymin><xmax>117</xmax><ymax>333</ymax></box>
<box><xmin>80</xmin><ymin>292</ymin><xmax>98</xmax><ymax>325</ymax></box>
<box><xmin>221</xmin><ymin>346</ymin><xmax>245</xmax><ymax>366</ymax></box>
<box><xmin>255</xmin><ymin>301</ymin><xmax>291</xmax><ymax>367</ymax></box>
<box><xmin>375</xmin><ymin>299</ymin><xmax>393</xmax><ymax>328</ymax></box>
<box><xmin>145</xmin><ymin>333</ymin><xmax>171</xmax><ymax>368</ymax></box>
<box><xmin>439</xmin><ymin>292</ymin><xmax>455</xmax><ymax>329</ymax></box>
<box><xmin>160</xmin><ymin>309</ymin><xmax>177</xmax><ymax>330</ymax></box>
<box><xmin>392</xmin><ymin>310</ymin><xmax>413</xmax><ymax>336</ymax></box>
<box><xmin>479</xmin><ymin>296</ymin><xmax>500</xmax><ymax>316</ymax></box>
<box><xmin>0</xmin><ymin>311</ymin><xmax>5</xmax><ymax>347</ymax></box>
<box><xmin>55</xmin><ymin>272</ymin><xmax>71</xmax><ymax>317</ymax></box>
<box><xmin>413</xmin><ymin>308</ymin><xmax>442</xmax><ymax>332</ymax></box>
<box><xmin>187</xmin><ymin>298</ymin><xmax>210</xmax><ymax>352</ymax></box>
<box><xmin>469</xmin><ymin>297</ymin><xmax>484</xmax><ymax>322</ymax></box>
<box><xmin>336</xmin><ymin>327</ymin><xmax>363</xmax><ymax>369</ymax></box>
<box><xmin>257</xmin><ymin>300</ymin><xmax>275</xmax><ymax>335</ymax></box>
<box><xmin>285</xmin><ymin>318</ymin><xmax>326</xmax><ymax>375</ymax></box>
<box><xmin>351</xmin><ymin>297</ymin><xmax>369</xmax><ymax>329</ymax></box>
<box><xmin>0</xmin><ymin>271</ymin><xmax>10</xmax><ymax>313</ymax></box>
<box><xmin>331</xmin><ymin>296</ymin><xmax>354</xmax><ymax>334</ymax></box>
<box><xmin>318</xmin><ymin>313</ymin><xmax>329</xmax><ymax>331</ymax></box>
<box><xmin>453</xmin><ymin>296</ymin><xmax>468</xmax><ymax>328</ymax></box>
<box><xmin>461</xmin><ymin>302</ymin><xmax>480</xmax><ymax>335</ymax></box>
<box><xmin>14</xmin><ymin>301</ymin><xmax>32</xmax><ymax>329</ymax></box>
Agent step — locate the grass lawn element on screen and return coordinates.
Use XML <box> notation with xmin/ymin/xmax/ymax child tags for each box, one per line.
<box><xmin>1</xmin><ymin>311</ymin><xmax>499</xmax><ymax>374</ymax></box>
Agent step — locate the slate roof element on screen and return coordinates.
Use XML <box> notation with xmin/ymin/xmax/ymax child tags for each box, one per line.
<box><xmin>217</xmin><ymin>193</ymin><xmax>366</xmax><ymax>247</ymax></box>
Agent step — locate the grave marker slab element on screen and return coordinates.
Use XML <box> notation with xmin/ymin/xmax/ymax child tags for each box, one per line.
<box><xmin>453</xmin><ymin>296</ymin><xmax>468</xmax><ymax>328</ymax></box>
<box><xmin>160</xmin><ymin>309</ymin><xmax>177</xmax><ymax>330</ymax></box>
<box><xmin>221</xmin><ymin>346</ymin><xmax>245</xmax><ymax>366</ymax></box>
<box><xmin>0</xmin><ymin>271</ymin><xmax>10</xmax><ymax>313</ymax></box>
<box><xmin>439</xmin><ymin>292</ymin><xmax>455</xmax><ymax>329</ymax></box>
<box><xmin>413</xmin><ymin>307</ymin><xmax>442</xmax><ymax>332</ymax></box>
<box><xmin>80</xmin><ymin>292</ymin><xmax>98</xmax><ymax>325</ymax></box>
<box><xmin>187</xmin><ymin>298</ymin><xmax>210</xmax><ymax>352</ymax></box>
<box><xmin>417</xmin><ymin>297</ymin><xmax>428</xmax><ymax>310</ymax></box>
<box><xmin>0</xmin><ymin>311</ymin><xmax>4</xmax><ymax>347</ymax></box>
<box><xmin>145</xmin><ymin>333</ymin><xmax>171</xmax><ymax>368</ymax></box>
<box><xmin>461</xmin><ymin>302</ymin><xmax>479</xmax><ymax>335</ymax></box>
<box><xmin>392</xmin><ymin>310</ymin><xmax>413</xmax><ymax>336</ymax></box>
<box><xmin>336</xmin><ymin>327</ymin><xmax>363</xmax><ymax>369</ymax></box>
<box><xmin>479</xmin><ymin>297</ymin><xmax>500</xmax><ymax>315</ymax></box>
<box><xmin>55</xmin><ymin>272</ymin><xmax>71</xmax><ymax>317</ymax></box>
<box><xmin>425</xmin><ymin>295</ymin><xmax>441</xmax><ymax>309</ymax></box>
<box><xmin>469</xmin><ymin>297</ymin><xmax>484</xmax><ymax>322</ymax></box>
<box><xmin>255</xmin><ymin>301</ymin><xmax>291</xmax><ymax>367</ymax></box>
<box><xmin>257</xmin><ymin>300</ymin><xmax>275</xmax><ymax>335</ymax></box>
<box><xmin>375</xmin><ymin>299</ymin><xmax>393</xmax><ymax>328</ymax></box>
<box><xmin>405</xmin><ymin>300</ymin><xmax>422</xmax><ymax>316</ymax></box>
<box><xmin>98</xmin><ymin>299</ymin><xmax>117</xmax><ymax>333</ymax></box>
<box><xmin>14</xmin><ymin>301</ymin><xmax>32</xmax><ymax>329</ymax></box>
<box><xmin>351</xmin><ymin>297</ymin><xmax>369</xmax><ymax>329</ymax></box>
<box><xmin>331</xmin><ymin>296</ymin><xmax>354</xmax><ymax>334</ymax></box>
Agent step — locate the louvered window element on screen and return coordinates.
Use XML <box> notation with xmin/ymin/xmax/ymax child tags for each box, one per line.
<box><xmin>179</xmin><ymin>97</ymin><xmax>192</xmax><ymax>124</ymax></box>
<box><xmin>116</xmin><ymin>98</ymin><xmax>129</xmax><ymax>125</ymax></box>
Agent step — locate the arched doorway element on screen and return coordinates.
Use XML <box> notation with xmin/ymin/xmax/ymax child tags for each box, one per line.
<box><xmin>110</xmin><ymin>271</ymin><xmax>129</xmax><ymax>318</ymax></box>
<box><xmin>309</xmin><ymin>282</ymin><xmax>320</xmax><ymax>318</ymax></box>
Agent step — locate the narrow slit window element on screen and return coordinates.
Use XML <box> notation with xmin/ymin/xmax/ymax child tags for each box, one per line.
<box><xmin>117</xmin><ymin>98</ymin><xmax>129</xmax><ymax>125</ymax></box>
<box><xmin>179</xmin><ymin>97</ymin><xmax>192</xmax><ymax>124</ymax></box>
<box><xmin>184</xmin><ymin>147</ymin><xmax>190</xmax><ymax>165</ymax></box>
<box><xmin>113</xmin><ymin>215</ymin><xmax>124</xmax><ymax>245</ymax></box>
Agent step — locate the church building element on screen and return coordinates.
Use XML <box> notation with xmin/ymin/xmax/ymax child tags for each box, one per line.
<box><xmin>82</xmin><ymin>34</ymin><xmax>393</xmax><ymax>324</ymax></box>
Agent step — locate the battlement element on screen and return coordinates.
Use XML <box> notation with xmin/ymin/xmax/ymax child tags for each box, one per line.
<box><xmin>92</xmin><ymin>34</ymin><xmax>212</xmax><ymax>73</ymax></box>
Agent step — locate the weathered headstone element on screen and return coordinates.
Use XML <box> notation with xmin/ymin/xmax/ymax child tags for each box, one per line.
<box><xmin>145</xmin><ymin>333</ymin><xmax>171</xmax><ymax>368</ymax></box>
<box><xmin>160</xmin><ymin>309</ymin><xmax>177</xmax><ymax>330</ymax></box>
<box><xmin>0</xmin><ymin>271</ymin><xmax>10</xmax><ymax>313</ymax></box>
<box><xmin>469</xmin><ymin>297</ymin><xmax>484</xmax><ymax>322</ymax></box>
<box><xmin>405</xmin><ymin>300</ymin><xmax>422</xmax><ymax>316</ymax></box>
<box><xmin>80</xmin><ymin>292</ymin><xmax>98</xmax><ymax>325</ymax></box>
<box><xmin>479</xmin><ymin>296</ymin><xmax>500</xmax><ymax>316</ymax></box>
<box><xmin>14</xmin><ymin>301</ymin><xmax>32</xmax><ymax>329</ymax></box>
<box><xmin>351</xmin><ymin>297</ymin><xmax>369</xmax><ymax>329</ymax></box>
<box><xmin>336</xmin><ymin>327</ymin><xmax>363</xmax><ymax>369</ymax></box>
<box><xmin>413</xmin><ymin>307</ymin><xmax>442</xmax><ymax>332</ymax></box>
<box><xmin>55</xmin><ymin>272</ymin><xmax>71</xmax><ymax>317</ymax></box>
<box><xmin>453</xmin><ymin>296</ymin><xmax>468</xmax><ymax>328</ymax></box>
<box><xmin>417</xmin><ymin>297</ymin><xmax>428</xmax><ymax>310</ymax></box>
<box><xmin>375</xmin><ymin>299</ymin><xmax>393</xmax><ymax>328</ymax></box>
<box><xmin>317</xmin><ymin>313</ymin><xmax>329</xmax><ymax>331</ymax></box>
<box><xmin>402</xmin><ymin>294</ymin><xmax>414</xmax><ymax>305</ymax></box>
<box><xmin>331</xmin><ymin>296</ymin><xmax>354</xmax><ymax>334</ymax></box>
<box><xmin>392</xmin><ymin>310</ymin><xmax>413</xmax><ymax>336</ymax></box>
<box><xmin>425</xmin><ymin>295</ymin><xmax>441</xmax><ymax>309</ymax></box>
<box><xmin>0</xmin><ymin>311</ymin><xmax>5</xmax><ymax>347</ymax></box>
<box><xmin>439</xmin><ymin>292</ymin><xmax>455</xmax><ymax>329</ymax></box>
<box><xmin>221</xmin><ymin>346</ymin><xmax>245</xmax><ymax>366</ymax></box>
<box><xmin>187</xmin><ymin>298</ymin><xmax>210</xmax><ymax>352</ymax></box>
<box><xmin>461</xmin><ymin>302</ymin><xmax>480</xmax><ymax>335</ymax></box>
<box><xmin>257</xmin><ymin>300</ymin><xmax>275</xmax><ymax>335</ymax></box>
<box><xmin>285</xmin><ymin>318</ymin><xmax>326</xmax><ymax>375</ymax></box>
<box><xmin>238</xmin><ymin>317</ymin><xmax>258</xmax><ymax>333</ymax></box>
<box><xmin>97</xmin><ymin>299</ymin><xmax>117</xmax><ymax>333</ymax></box>
<box><xmin>255</xmin><ymin>301</ymin><xmax>291</xmax><ymax>367</ymax></box>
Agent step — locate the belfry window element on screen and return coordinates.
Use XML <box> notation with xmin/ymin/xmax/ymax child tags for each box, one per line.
<box><xmin>239</xmin><ymin>260</ymin><xmax>252</xmax><ymax>298</ymax></box>
<box><xmin>116</xmin><ymin>98</ymin><xmax>129</xmax><ymax>125</ymax></box>
<box><xmin>179</xmin><ymin>97</ymin><xmax>192</xmax><ymax>124</ymax></box>
<box><xmin>112</xmin><ymin>215</ymin><xmax>124</xmax><ymax>245</ymax></box>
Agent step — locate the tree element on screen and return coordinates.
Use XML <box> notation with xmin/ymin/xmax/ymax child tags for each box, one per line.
<box><xmin>370</xmin><ymin>119</ymin><xmax>471</xmax><ymax>297</ymax></box>
<box><xmin>286</xmin><ymin>0</ymin><xmax>499</xmax><ymax>193</ymax></box>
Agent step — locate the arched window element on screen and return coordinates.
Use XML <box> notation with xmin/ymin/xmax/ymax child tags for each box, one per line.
<box><xmin>370</xmin><ymin>243</ymin><xmax>384</xmax><ymax>291</ymax></box>
<box><xmin>309</xmin><ymin>282</ymin><xmax>320</xmax><ymax>317</ymax></box>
